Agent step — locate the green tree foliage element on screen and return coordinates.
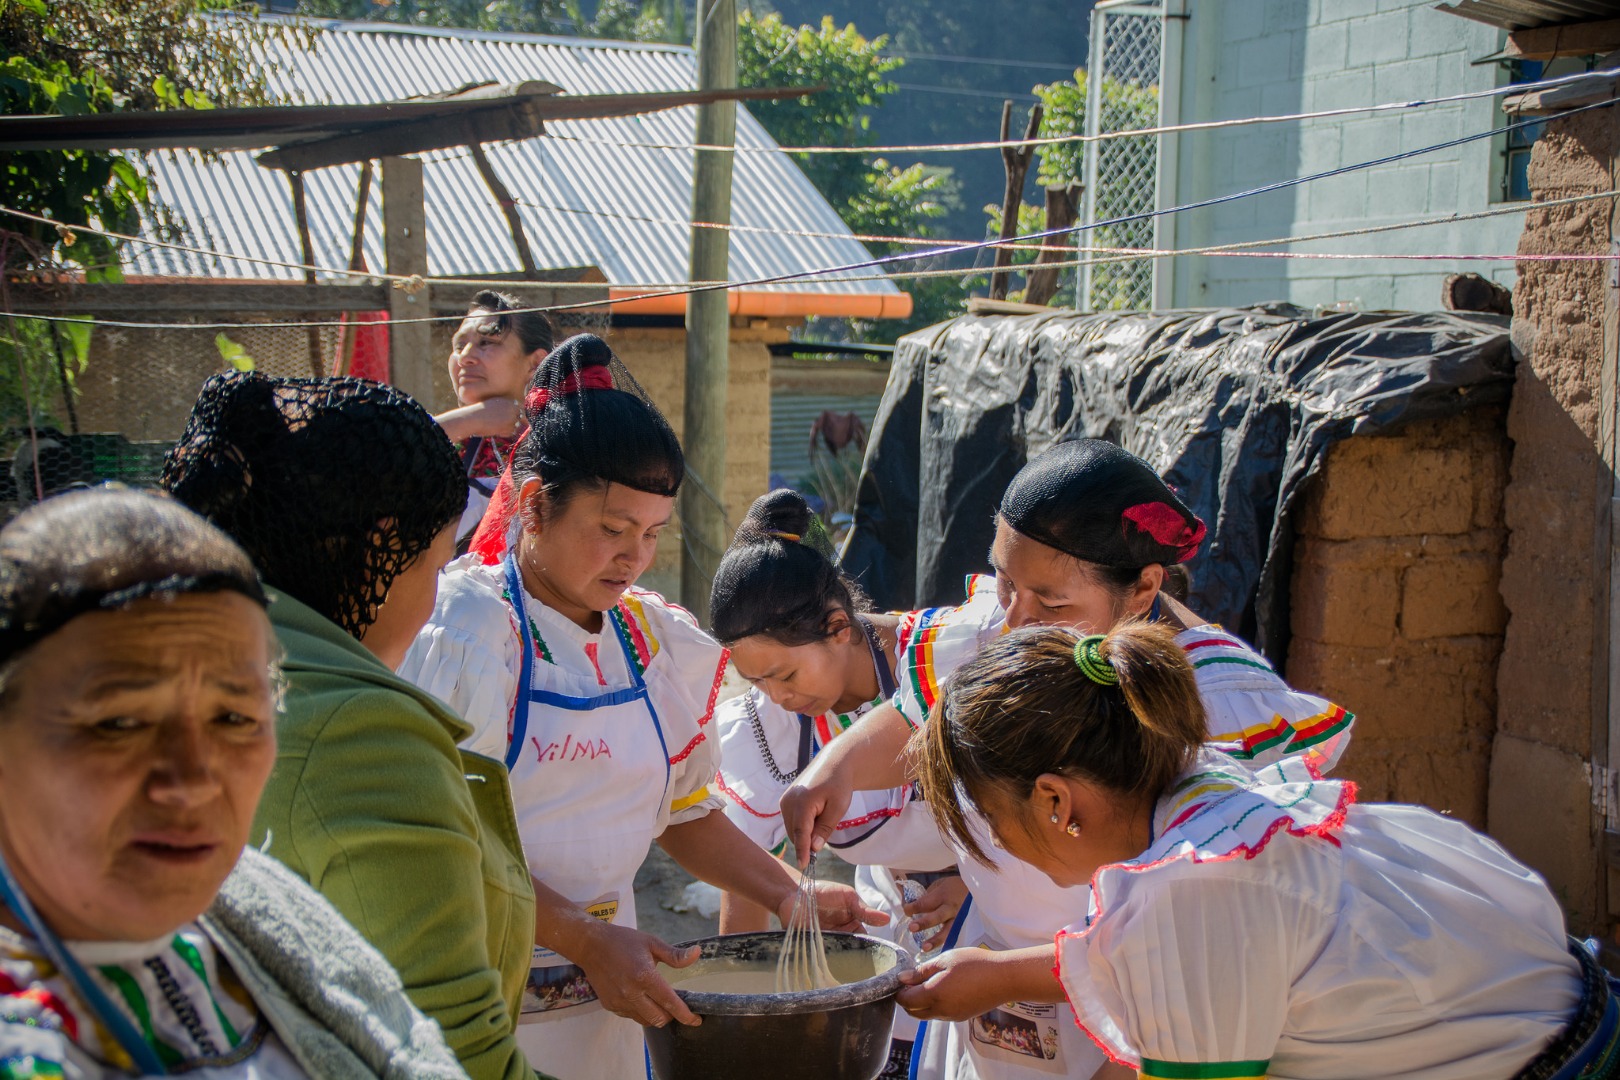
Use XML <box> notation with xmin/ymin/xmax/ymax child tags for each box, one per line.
<box><xmin>0</xmin><ymin>0</ymin><xmax>291</xmax><ymax>434</ymax></box>
<box><xmin>737</xmin><ymin>10</ymin><xmax>963</xmax><ymax>340</ymax></box>
<box><xmin>293</xmin><ymin>0</ymin><xmax>687</xmax><ymax>41</ymax></box>
<box><xmin>979</xmin><ymin>69</ymin><xmax>1158</xmax><ymax>308</ymax></box>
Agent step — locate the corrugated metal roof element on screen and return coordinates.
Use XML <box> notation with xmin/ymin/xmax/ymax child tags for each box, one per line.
<box><xmin>1436</xmin><ymin>0</ymin><xmax>1620</xmax><ymax>32</ymax></box>
<box><xmin>127</xmin><ymin>18</ymin><xmax>901</xmax><ymax>300</ymax></box>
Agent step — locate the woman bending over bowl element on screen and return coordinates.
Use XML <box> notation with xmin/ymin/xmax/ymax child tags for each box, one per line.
<box><xmin>911</xmin><ymin>623</ymin><xmax>1600</xmax><ymax>1080</ymax></box>
<box><xmin>0</xmin><ymin>487</ymin><xmax>460</xmax><ymax>1078</ymax></box>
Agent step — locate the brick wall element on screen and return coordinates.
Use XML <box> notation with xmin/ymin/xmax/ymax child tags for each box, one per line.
<box><xmin>1286</xmin><ymin>407</ymin><xmax>1510</xmax><ymax>827</ymax></box>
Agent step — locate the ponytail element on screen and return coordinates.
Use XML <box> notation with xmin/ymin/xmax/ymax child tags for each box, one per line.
<box><xmin>910</xmin><ymin>622</ymin><xmax>1205</xmax><ymax>865</ymax></box>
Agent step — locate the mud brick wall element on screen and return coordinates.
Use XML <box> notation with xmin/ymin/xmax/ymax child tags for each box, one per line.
<box><xmin>1487</xmin><ymin>103</ymin><xmax>1618</xmax><ymax>933</ymax></box>
<box><xmin>1286</xmin><ymin>407</ymin><xmax>1510</xmax><ymax>828</ymax></box>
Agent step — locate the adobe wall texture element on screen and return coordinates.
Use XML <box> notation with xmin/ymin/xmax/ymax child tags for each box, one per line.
<box><xmin>1286</xmin><ymin>407</ymin><xmax>1510</xmax><ymax>829</ymax></box>
<box><xmin>1488</xmin><ymin>103</ymin><xmax>1617</xmax><ymax>933</ymax></box>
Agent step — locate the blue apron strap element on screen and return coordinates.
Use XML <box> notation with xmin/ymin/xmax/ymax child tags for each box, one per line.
<box><xmin>0</xmin><ymin>849</ymin><xmax>170</xmax><ymax>1076</ymax></box>
<box><xmin>609</xmin><ymin>610</ymin><xmax>673</xmax><ymax>800</ymax></box>
<box><xmin>502</xmin><ymin>555</ymin><xmax>536</xmax><ymax>772</ymax></box>
<box><xmin>908</xmin><ymin>893</ymin><xmax>973</xmax><ymax>1080</ymax></box>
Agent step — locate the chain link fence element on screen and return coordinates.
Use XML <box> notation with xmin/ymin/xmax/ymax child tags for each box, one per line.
<box><xmin>1082</xmin><ymin>1</ymin><xmax>1163</xmax><ymax>312</ymax></box>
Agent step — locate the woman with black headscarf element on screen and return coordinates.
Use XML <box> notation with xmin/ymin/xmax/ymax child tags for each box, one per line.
<box><xmin>163</xmin><ymin>374</ymin><xmax>542</xmax><ymax>1080</ymax></box>
<box><xmin>779</xmin><ymin>439</ymin><xmax>1357</xmax><ymax>1080</ymax></box>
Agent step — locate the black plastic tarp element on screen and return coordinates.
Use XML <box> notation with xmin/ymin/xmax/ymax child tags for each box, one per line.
<box><xmin>841</xmin><ymin>304</ymin><xmax>1515</xmax><ymax>661</ymax></box>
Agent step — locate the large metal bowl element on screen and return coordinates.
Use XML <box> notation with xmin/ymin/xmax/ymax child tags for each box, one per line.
<box><xmin>642</xmin><ymin>931</ymin><xmax>912</xmax><ymax>1080</ymax></box>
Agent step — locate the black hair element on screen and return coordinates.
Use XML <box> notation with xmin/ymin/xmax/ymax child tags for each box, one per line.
<box><xmin>1000</xmin><ymin>439</ymin><xmax>1206</xmax><ymax>571</ymax></box>
<box><xmin>163</xmin><ymin>373</ymin><xmax>465</xmax><ymax>639</ymax></box>
<box><xmin>0</xmin><ymin>486</ymin><xmax>266</xmax><ymax>668</ymax></box>
<box><xmin>467</xmin><ymin>289</ymin><xmax>555</xmax><ymax>356</ymax></box>
<box><xmin>512</xmin><ymin>334</ymin><xmax>683</xmax><ymax>516</ymax></box>
<box><xmin>710</xmin><ymin>489</ymin><xmax>869</xmax><ymax>647</ymax></box>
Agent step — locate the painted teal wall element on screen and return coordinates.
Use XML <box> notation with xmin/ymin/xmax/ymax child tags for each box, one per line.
<box><xmin>1165</xmin><ymin>0</ymin><xmax>1516</xmax><ymax>312</ymax></box>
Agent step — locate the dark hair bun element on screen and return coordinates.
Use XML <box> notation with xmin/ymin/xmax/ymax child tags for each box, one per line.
<box><xmin>736</xmin><ymin>488</ymin><xmax>814</xmax><ymax>545</ymax></box>
<box><xmin>710</xmin><ymin>488</ymin><xmax>866</xmax><ymax>646</ymax></box>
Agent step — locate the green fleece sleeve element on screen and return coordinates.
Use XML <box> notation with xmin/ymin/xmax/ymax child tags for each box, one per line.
<box><xmin>275</xmin><ymin>691</ymin><xmax>538</xmax><ymax>1080</ymax></box>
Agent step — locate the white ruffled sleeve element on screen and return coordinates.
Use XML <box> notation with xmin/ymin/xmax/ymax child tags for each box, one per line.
<box><xmin>1058</xmin><ymin>859</ymin><xmax>1300</xmax><ymax>1072</ymax></box>
<box><xmin>398</xmin><ymin>563</ymin><xmax>521</xmax><ymax>762</ymax></box>
<box><xmin>627</xmin><ymin>591</ymin><xmax>729</xmax><ymax>831</ymax></box>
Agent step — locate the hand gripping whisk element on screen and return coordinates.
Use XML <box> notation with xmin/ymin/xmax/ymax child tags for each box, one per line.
<box><xmin>775</xmin><ymin>853</ymin><xmax>838</xmax><ymax>993</ymax></box>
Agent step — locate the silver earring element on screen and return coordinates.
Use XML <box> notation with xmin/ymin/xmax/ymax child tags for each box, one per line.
<box><xmin>1065</xmin><ymin>821</ymin><xmax>1080</xmax><ymax>837</ymax></box>
<box><xmin>1049</xmin><ymin>814</ymin><xmax>1059</xmax><ymax>824</ymax></box>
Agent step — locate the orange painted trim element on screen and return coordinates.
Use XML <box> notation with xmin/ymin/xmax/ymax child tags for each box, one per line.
<box><xmin>609</xmin><ymin>288</ymin><xmax>913</xmax><ymax>320</ymax></box>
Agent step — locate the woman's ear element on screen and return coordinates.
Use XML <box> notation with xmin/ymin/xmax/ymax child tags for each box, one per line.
<box><xmin>1127</xmin><ymin>564</ymin><xmax>1167</xmax><ymax>617</ymax></box>
<box><xmin>1030</xmin><ymin>773</ymin><xmax>1073</xmax><ymax>829</ymax></box>
<box><xmin>516</xmin><ymin>476</ymin><xmax>548</xmax><ymax>535</ymax></box>
<box><xmin>824</xmin><ymin>607</ymin><xmax>855</xmax><ymax>644</ymax></box>
<box><xmin>525</xmin><ymin>348</ymin><xmax>549</xmax><ymax>382</ymax></box>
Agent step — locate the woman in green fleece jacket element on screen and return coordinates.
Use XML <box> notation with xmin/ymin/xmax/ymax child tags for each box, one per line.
<box><xmin>164</xmin><ymin>372</ymin><xmax>543</xmax><ymax>1080</ymax></box>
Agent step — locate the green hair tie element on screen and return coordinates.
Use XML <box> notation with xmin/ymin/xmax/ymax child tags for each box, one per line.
<box><xmin>1073</xmin><ymin>634</ymin><xmax>1119</xmax><ymax>686</ymax></box>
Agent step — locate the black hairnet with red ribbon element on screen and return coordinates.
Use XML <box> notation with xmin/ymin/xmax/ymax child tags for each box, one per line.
<box><xmin>1000</xmin><ymin>438</ymin><xmax>1206</xmax><ymax>567</ymax></box>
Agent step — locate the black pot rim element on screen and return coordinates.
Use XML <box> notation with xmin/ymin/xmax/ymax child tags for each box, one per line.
<box><xmin>664</xmin><ymin>931</ymin><xmax>913</xmax><ymax>1016</ymax></box>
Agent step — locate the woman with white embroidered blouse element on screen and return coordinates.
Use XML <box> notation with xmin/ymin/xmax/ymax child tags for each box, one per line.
<box><xmin>906</xmin><ymin>622</ymin><xmax>1600</xmax><ymax>1080</ymax></box>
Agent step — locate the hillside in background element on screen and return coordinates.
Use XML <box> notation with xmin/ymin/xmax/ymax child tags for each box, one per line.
<box><xmin>756</xmin><ymin>0</ymin><xmax>1091</xmax><ymax>245</ymax></box>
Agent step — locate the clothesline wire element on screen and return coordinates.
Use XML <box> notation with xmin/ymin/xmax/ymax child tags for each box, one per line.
<box><xmin>5</xmin><ymin>98</ymin><xmax>1616</xmax><ymax>331</ymax></box>
<box><xmin>541</xmin><ymin>66</ymin><xmax>1617</xmax><ymax>156</ymax></box>
<box><xmin>3</xmin><ymin>65</ymin><xmax>1607</xmax><ymax>287</ymax></box>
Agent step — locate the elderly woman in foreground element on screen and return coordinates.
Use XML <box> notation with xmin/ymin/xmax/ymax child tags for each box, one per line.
<box><xmin>164</xmin><ymin>373</ymin><xmax>539</xmax><ymax>1080</ymax></box>
<box><xmin>0</xmin><ymin>487</ymin><xmax>461</xmax><ymax>1078</ymax></box>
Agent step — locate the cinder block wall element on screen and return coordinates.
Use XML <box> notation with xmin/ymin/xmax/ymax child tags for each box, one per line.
<box><xmin>1286</xmin><ymin>407</ymin><xmax>1510</xmax><ymax>827</ymax></box>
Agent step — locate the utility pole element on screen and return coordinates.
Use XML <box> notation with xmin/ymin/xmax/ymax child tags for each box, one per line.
<box><xmin>681</xmin><ymin>0</ymin><xmax>736</xmax><ymax>620</ymax></box>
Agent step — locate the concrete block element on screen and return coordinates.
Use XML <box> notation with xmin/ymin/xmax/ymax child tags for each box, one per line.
<box><xmin>1486</xmin><ymin>733</ymin><xmax>1597</xmax><ymax>931</ymax></box>
<box><xmin>1400</xmin><ymin>554</ymin><xmax>1507</xmax><ymax>639</ymax></box>
<box><xmin>1368</xmin><ymin>166</ymin><xmax>1434</xmax><ymax>218</ymax></box>
<box><xmin>1371</xmin><ymin>56</ymin><xmax>1440</xmax><ymax>102</ymax></box>
<box><xmin>1236</xmin><ymin>37</ymin><xmax>1295</xmax><ymax>89</ymax></box>
<box><xmin>1302</xmin><ymin>20</ymin><xmax>1348</xmax><ymax>72</ymax></box>
<box><xmin>1338</xmin><ymin>118</ymin><xmax>1391</xmax><ymax>171</ymax></box>
<box><xmin>1347</xmin><ymin>14</ymin><xmax>1411</xmax><ymax>67</ymax></box>
<box><xmin>1302</xmin><ymin>68</ymin><xmax>1374</xmax><ymax>113</ymax></box>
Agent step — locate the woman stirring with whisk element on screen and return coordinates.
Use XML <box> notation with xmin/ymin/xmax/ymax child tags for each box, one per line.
<box><xmin>401</xmin><ymin>335</ymin><xmax>882</xmax><ymax>1080</ymax></box>
<box><xmin>709</xmin><ymin>488</ymin><xmax>967</xmax><ymax>1078</ymax></box>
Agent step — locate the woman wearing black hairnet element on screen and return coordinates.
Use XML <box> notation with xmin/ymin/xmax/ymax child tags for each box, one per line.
<box><xmin>163</xmin><ymin>374</ymin><xmax>542</xmax><ymax>1080</ymax></box>
<box><xmin>779</xmin><ymin>439</ymin><xmax>1358</xmax><ymax>1080</ymax></box>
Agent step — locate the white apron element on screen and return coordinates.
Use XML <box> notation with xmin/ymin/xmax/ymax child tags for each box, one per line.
<box><xmin>501</xmin><ymin>556</ymin><xmax>671</xmax><ymax>1080</ymax></box>
<box><xmin>911</xmin><ymin>817</ymin><xmax>1106</xmax><ymax>1080</ymax></box>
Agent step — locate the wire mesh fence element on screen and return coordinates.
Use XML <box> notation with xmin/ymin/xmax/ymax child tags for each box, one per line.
<box><xmin>1083</xmin><ymin>2</ymin><xmax>1163</xmax><ymax>311</ymax></box>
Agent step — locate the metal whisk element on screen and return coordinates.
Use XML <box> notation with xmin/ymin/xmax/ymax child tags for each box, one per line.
<box><xmin>775</xmin><ymin>853</ymin><xmax>838</xmax><ymax>993</ymax></box>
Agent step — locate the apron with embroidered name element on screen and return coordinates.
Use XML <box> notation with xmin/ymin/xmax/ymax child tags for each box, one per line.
<box><xmin>500</xmin><ymin>556</ymin><xmax>672</xmax><ymax>1080</ymax></box>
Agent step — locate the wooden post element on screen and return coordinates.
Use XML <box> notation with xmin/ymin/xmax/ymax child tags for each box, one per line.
<box><xmin>1024</xmin><ymin>182</ymin><xmax>1081</xmax><ymax>307</ymax></box>
<box><xmin>989</xmin><ymin>101</ymin><xmax>1043</xmax><ymax>302</ymax></box>
<box><xmin>468</xmin><ymin>142</ymin><xmax>542</xmax><ymax>280</ymax></box>
<box><xmin>381</xmin><ymin>155</ymin><xmax>435</xmax><ymax>405</ymax></box>
<box><xmin>287</xmin><ymin>171</ymin><xmax>325</xmax><ymax>378</ymax></box>
<box><xmin>681</xmin><ymin>0</ymin><xmax>737</xmax><ymax>619</ymax></box>
<box><xmin>336</xmin><ymin>160</ymin><xmax>374</xmax><ymax>377</ymax></box>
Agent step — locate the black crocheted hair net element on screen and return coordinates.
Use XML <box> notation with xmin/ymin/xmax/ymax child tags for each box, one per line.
<box><xmin>0</xmin><ymin>486</ymin><xmax>266</xmax><ymax>665</ymax></box>
<box><xmin>709</xmin><ymin>488</ymin><xmax>868</xmax><ymax>647</ymax></box>
<box><xmin>162</xmin><ymin>373</ymin><xmax>466</xmax><ymax>639</ymax></box>
<box><xmin>1000</xmin><ymin>439</ymin><xmax>1206</xmax><ymax>568</ymax></box>
<box><xmin>513</xmin><ymin>333</ymin><xmax>683</xmax><ymax>501</ymax></box>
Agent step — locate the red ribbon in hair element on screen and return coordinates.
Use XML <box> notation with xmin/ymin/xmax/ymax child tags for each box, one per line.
<box><xmin>470</xmin><ymin>369</ymin><xmax>614</xmax><ymax>564</ymax></box>
<box><xmin>1121</xmin><ymin>501</ymin><xmax>1207</xmax><ymax>563</ymax></box>
<box><xmin>523</xmin><ymin>367</ymin><xmax>614</xmax><ymax>415</ymax></box>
